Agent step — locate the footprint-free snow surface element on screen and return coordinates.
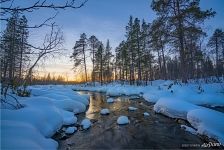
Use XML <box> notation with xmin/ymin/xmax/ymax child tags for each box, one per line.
<box><xmin>58</xmin><ymin>91</ymin><xmax>207</xmax><ymax>149</ymax></box>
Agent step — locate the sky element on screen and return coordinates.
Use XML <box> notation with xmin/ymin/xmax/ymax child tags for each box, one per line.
<box><xmin>1</xmin><ymin>0</ymin><xmax>224</xmax><ymax>81</ymax></box>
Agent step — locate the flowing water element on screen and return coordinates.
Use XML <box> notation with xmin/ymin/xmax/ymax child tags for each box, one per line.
<box><xmin>57</xmin><ymin>91</ymin><xmax>212</xmax><ymax>149</ymax></box>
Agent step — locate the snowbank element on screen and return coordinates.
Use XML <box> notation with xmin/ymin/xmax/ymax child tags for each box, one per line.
<box><xmin>154</xmin><ymin>98</ymin><xmax>224</xmax><ymax>143</ymax></box>
<box><xmin>1</xmin><ymin>85</ymin><xmax>89</xmax><ymax>149</ymax></box>
<box><xmin>154</xmin><ymin>98</ymin><xmax>200</xmax><ymax>120</ymax></box>
<box><xmin>1</xmin><ymin>120</ymin><xmax>58</xmax><ymax>149</ymax></box>
<box><xmin>187</xmin><ymin>108</ymin><xmax>224</xmax><ymax>143</ymax></box>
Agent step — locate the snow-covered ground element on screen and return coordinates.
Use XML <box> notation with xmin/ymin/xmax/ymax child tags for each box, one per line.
<box><xmin>1</xmin><ymin>85</ymin><xmax>89</xmax><ymax>149</ymax></box>
<box><xmin>72</xmin><ymin>80</ymin><xmax>224</xmax><ymax>144</ymax></box>
<box><xmin>1</xmin><ymin>80</ymin><xmax>224</xmax><ymax>149</ymax></box>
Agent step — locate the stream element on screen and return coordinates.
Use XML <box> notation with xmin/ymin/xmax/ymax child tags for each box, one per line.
<box><xmin>57</xmin><ymin>91</ymin><xmax>210</xmax><ymax>149</ymax></box>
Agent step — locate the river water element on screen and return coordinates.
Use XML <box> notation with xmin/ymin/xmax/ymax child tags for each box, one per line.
<box><xmin>58</xmin><ymin>91</ymin><xmax>208</xmax><ymax>149</ymax></box>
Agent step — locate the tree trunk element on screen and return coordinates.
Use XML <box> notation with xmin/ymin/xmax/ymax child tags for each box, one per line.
<box><xmin>82</xmin><ymin>44</ymin><xmax>87</xmax><ymax>82</ymax></box>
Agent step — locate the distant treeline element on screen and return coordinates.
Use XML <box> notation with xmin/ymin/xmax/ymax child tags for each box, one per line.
<box><xmin>71</xmin><ymin>0</ymin><xmax>224</xmax><ymax>85</ymax></box>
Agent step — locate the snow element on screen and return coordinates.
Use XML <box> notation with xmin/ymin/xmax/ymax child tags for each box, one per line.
<box><xmin>187</xmin><ymin>108</ymin><xmax>224</xmax><ymax>143</ymax></box>
<box><xmin>61</xmin><ymin>110</ymin><xmax>77</xmax><ymax>125</ymax></box>
<box><xmin>154</xmin><ymin>98</ymin><xmax>224</xmax><ymax>143</ymax></box>
<box><xmin>143</xmin><ymin>112</ymin><xmax>150</xmax><ymax>116</ymax></box>
<box><xmin>181</xmin><ymin>125</ymin><xmax>197</xmax><ymax>135</ymax></box>
<box><xmin>2</xmin><ymin>99</ymin><xmax>63</xmax><ymax>137</ymax></box>
<box><xmin>2</xmin><ymin>81</ymin><xmax>224</xmax><ymax>149</ymax></box>
<box><xmin>65</xmin><ymin>127</ymin><xmax>77</xmax><ymax>134</ymax></box>
<box><xmin>72</xmin><ymin>80</ymin><xmax>224</xmax><ymax>143</ymax></box>
<box><xmin>154</xmin><ymin>98</ymin><xmax>200</xmax><ymax>120</ymax></box>
<box><xmin>128</xmin><ymin>106</ymin><xmax>137</xmax><ymax>111</ymax></box>
<box><xmin>117</xmin><ymin>116</ymin><xmax>129</xmax><ymax>125</ymax></box>
<box><xmin>107</xmin><ymin>98</ymin><xmax>114</xmax><ymax>103</ymax></box>
<box><xmin>1</xmin><ymin>120</ymin><xmax>58</xmax><ymax>149</ymax></box>
<box><xmin>1</xmin><ymin>85</ymin><xmax>89</xmax><ymax>150</ymax></box>
<box><xmin>81</xmin><ymin>119</ymin><xmax>92</xmax><ymax>129</ymax></box>
<box><xmin>100</xmin><ymin>108</ymin><xmax>110</xmax><ymax>115</ymax></box>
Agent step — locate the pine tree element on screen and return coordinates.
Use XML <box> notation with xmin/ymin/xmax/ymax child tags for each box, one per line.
<box><xmin>88</xmin><ymin>35</ymin><xmax>100</xmax><ymax>85</ymax></box>
<box><xmin>0</xmin><ymin>11</ymin><xmax>30</xmax><ymax>94</ymax></box>
<box><xmin>104</xmin><ymin>39</ymin><xmax>113</xmax><ymax>82</ymax></box>
<box><xmin>207</xmin><ymin>29</ymin><xmax>224</xmax><ymax>76</ymax></box>
<box><xmin>151</xmin><ymin>0</ymin><xmax>215</xmax><ymax>82</ymax></box>
<box><xmin>71</xmin><ymin>33</ymin><xmax>88</xmax><ymax>82</ymax></box>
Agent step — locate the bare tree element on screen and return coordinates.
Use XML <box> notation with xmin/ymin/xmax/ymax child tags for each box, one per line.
<box><xmin>23</xmin><ymin>23</ymin><xmax>64</xmax><ymax>89</ymax></box>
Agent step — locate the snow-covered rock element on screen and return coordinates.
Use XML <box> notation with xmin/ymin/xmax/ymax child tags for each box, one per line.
<box><xmin>100</xmin><ymin>108</ymin><xmax>110</xmax><ymax>115</ymax></box>
<box><xmin>128</xmin><ymin>106</ymin><xmax>137</xmax><ymax>111</ymax></box>
<box><xmin>65</xmin><ymin>127</ymin><xmax>77</xmax><ymax>134</ymax></box>
<box><xmin>117</xmin><ymin>116</ymin><xmax>129</xmax><ymax>125</ymax></box>
<box><xmin>107</xmin><ymin>98</ymin><xmax>114</xmax><ymax>103</ymax></box>
<box><xmin>143</xmin><ymin>112</ymin><xmax>150</xmax><ymax>116</ymax></box>
<box><xmin>81</xmin><ymin>119</ymin><xmax>92</xmax><ymax>129</ymax></box>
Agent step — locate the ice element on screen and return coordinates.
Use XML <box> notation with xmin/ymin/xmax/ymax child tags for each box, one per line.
<box><xmin>143</xmin><ymin>112</ymin><xmax>150</xmax><ymax>116</ymax></box>
<box><xmin>181</xmin><ymin>125</ymin><xmax>197</xmax><ymax>135</ymax></box>
<box><xmin>128</xmin><ymin>106</ymin><xmax>137</xmax><ymax>111</ymax></box>
<box><xmin>81</xmin><ymin>119</ymin><xmax>92</xmax><ymax>129</ymax></box>
<box><xmin>100</xmin><ymin>108</ymin><xmax>110</xmax><ymax>115</ymax></box>
<box><xmin>117</xmin><ymin>116</ymin><xmax>129</xmax><ymax>125</ymax></box>
<box><xmin>107</xmin><ymin>98</ymin><xmax>114</xmax><ymax>103</ymax></box>
<box><xmin>65</xmin><ymin>127</ymin><xmax>77</xmax><ymax>134</ymax></box>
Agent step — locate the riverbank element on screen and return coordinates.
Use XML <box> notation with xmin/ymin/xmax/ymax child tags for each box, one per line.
<box><xmin>72</xmin><ymin>80</ymin><xmax>224</xmax><ymax>144</ymax></box>
<box><xmin>58</xmin><ymin>91</ymin><xmax>206</xmax><ymax>149</ymax></box>
<box><xmin>1</xmin><ymin>85</ymin><xmax>89</xmax><ymax>149</ymax></box>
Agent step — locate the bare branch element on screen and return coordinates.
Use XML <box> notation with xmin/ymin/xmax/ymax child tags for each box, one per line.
<box><xmin>1</xmin><ymin>0</ymin><xmax>88</xmax><ymax>13</ymax></box>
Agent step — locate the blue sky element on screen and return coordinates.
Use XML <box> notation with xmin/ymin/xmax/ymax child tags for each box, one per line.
<box><xmin>1</xmin><ymin>0</ymin><xmax>224</xmax><ymax>80</ymax></box>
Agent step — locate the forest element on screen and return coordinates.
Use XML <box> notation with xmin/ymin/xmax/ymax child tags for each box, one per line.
<box><xmin>70</xmin><ymin>1</ymin><xmax>224</xmax><ymax>85</ymax></box>
<box><xmin>1</xmin><ymin>0</ymin><xmax>224</xmax><ymax>149</ymax></box>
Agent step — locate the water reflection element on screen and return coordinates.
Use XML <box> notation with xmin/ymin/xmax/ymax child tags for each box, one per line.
<box><xmin>59</xmin><ymin>91</ymin><xmax>207</xmax><ymax>149</ymax></box>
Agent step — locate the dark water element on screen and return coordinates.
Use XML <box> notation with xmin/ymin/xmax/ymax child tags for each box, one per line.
<box><xmin>58</xmin><ymin>91</ymin><xmax>209</xmax><ymax>149</ymax></box>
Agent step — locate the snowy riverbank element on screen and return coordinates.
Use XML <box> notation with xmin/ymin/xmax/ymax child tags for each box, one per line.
<box><xmin>72</xmin><ymin>80</ymin><xmax>224</xmax><ymax>144</ymax></box>
<box><xmin>1</xmin><ymin>80</ymin><xmax>224</xmax><ymax>149</ymax></box>
<box><xmin>1</xmin><ymin>85</ymin><xmax>89</xmax><ymax>149</ymax></box>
